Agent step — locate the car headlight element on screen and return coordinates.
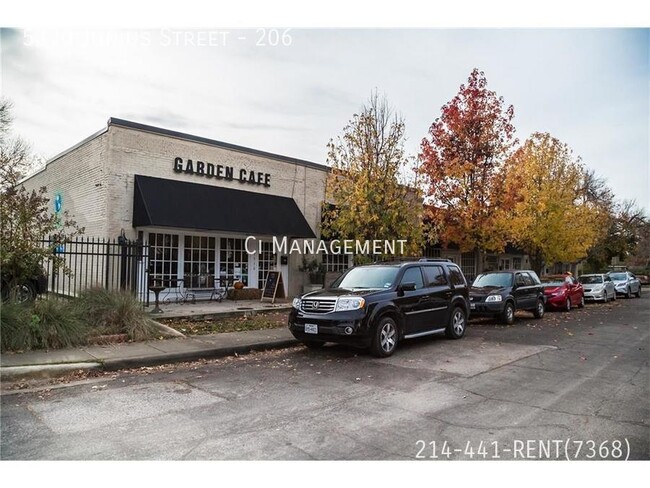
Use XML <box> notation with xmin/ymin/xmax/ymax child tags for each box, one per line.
<box><xmin>292</xmin><ymin>298</ymin><xmax>301</xmax><ymax>309</ymax></box>
<box><xmin>485</xmin><ymin>295</ymin><xmax>502</xmax><ymax>302</ymax></box>
<box><xmin>335</xmin><ymin>297</ymin><xmax>365</xmax><ymax>312</ymax></box>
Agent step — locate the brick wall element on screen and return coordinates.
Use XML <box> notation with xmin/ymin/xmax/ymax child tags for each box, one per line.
<box><xmin>20</xmin><ymin>132</ymin><xmax>109</xmax><ymax>238</ymax></box>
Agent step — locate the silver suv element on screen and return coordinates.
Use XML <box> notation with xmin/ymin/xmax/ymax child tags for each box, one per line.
<box><xmin>608</xmin><ymin>271</ymin><xmax>642</xmax><ymax>298</ymax></box>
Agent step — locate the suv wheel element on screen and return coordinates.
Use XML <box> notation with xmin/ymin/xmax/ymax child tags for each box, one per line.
<box><xmin>578</xmin><ymin>295</ymin><xmax>585</xmax><ymax>308</ymax></box>
<box><xmin>12</xmin><ymin>282</ymin><xmax>36</xmax><ymax>303</ymax></box>
<box><xmin>626</xmin><ymin>287</ymin><xmax>632</xmax><ymax>299</ymax></box>
<box><xmin>371</xmin><ymin>316</ymin><xmax>398</xmax><ymax>358</ymax></box>
<box><xmin>533</xmin><ymin>298</ymin><xmax>545</xmax><ymax>319</ymax></box>
<box><xmin>501</xmin><ymin>302</ymin><xmax>515</xmax><ymax>325</ymax></box>
<box><xmin>635</xmin><ymin>286</ymin><xmax>641</xmax><ymax>298</ymax></box>
<box><xmin>445</xmin><ymin>307</ymin><xmax>467</xmax><ymax>339</ymax></box>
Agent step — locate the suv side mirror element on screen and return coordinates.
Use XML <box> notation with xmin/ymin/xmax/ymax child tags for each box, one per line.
<box><xmin>398</xmin><ymin>282</ymin><xmax>416</xmax><ymax>293</ymax></box>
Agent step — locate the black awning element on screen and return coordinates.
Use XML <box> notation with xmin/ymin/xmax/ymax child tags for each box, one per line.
<box><xmin>133</xmin><ymin>175</ymin><xmax>315</xmax><ymax>238</ymax></box>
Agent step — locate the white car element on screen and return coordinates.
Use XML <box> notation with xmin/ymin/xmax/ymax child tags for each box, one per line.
<box><xmin>608</xmin><ymin>271</ymin><xmax>642</xmax><ymax>298</ymax></box>
<box><xmin>579</xmin><ymin>274</ymin><xmax>616</xmax><ymax>302</ymax></box>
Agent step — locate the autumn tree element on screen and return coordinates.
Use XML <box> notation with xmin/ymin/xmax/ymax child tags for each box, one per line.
<box><xmin>503</xmin><ymin>132</ymin><xmax>601</xmax><ymax>274</ymax></box>
<box><xmin>419</xmin><ymin>68</ymin><xmax>517</xmax><ymax>265</ymax></box>
<box><xmin>625</xmin><ymin>213</ymin><xmax>650</xmax><ymax>270</ymax></box>
<box><xmin>0</xmin><ymin>99</ymin><xmax>83</xmax><ymax>297</ymax></box>
<box><xmin>321</xmin><ymin>91</ymin><xmax>423</xmax><ymax>260</ymax></box>
<box><xmin>585</xmin><ymin>198</ymin><xmax>649</xmax><ymax>272</ymax></box>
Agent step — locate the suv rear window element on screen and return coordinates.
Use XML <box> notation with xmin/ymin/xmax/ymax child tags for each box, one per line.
<box><xmin>448</xmin><ymin>265</ymin><xmax>466</xmax><ymax>287</ymax></box>
<box><xmin>423</xmin><ymin>265</ymin><xmax>447</xmax><ymax>286</ymax></box>
<box><xmin>521</xmin><ymin>273</ymin><xmax>536</xmax><ymax>286</ymax></box>
<box><xmin>527</xmin><ymin>271</ymin><xmax>541</xmax><ymax>285</ymax></box>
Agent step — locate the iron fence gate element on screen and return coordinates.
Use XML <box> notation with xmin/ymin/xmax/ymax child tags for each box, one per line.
<box><xmin>42</xmin><ymin>236</ymin><xmax>149</xmax><ymax>303</ymax></box>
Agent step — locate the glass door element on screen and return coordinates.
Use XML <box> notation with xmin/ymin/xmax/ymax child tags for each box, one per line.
<box><xmin>219</xmin><ymin>238</ymin><xmax>249</xmax><ymax>287</ymax></box>
<box><xmin>257</xmin><ymin>241</ymin><xmax>277</xmax><ymax>288</ymax></box>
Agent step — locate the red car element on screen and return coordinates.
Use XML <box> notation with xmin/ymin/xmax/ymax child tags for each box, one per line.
<box><xmin>541</xmin><ymin>274</ymin><xmax>585</xmax><ymax>311</ymax></box>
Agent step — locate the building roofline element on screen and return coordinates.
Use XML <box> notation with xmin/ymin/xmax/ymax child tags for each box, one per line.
<box><xmin>18</xmin><ymin>126</ymin><xmax>109</xmax><ymax>185</ymax></box>
<box><xmin>107</xmin><ymin>117</ymin><xmax>329</xmax><ymax>173</ymax></box>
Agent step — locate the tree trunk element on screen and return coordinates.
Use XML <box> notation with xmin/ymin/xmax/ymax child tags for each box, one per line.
<box><xmin>529</xmin><ymin>253</ymin><xmax>544</xmax><ymax>276</ymax></box>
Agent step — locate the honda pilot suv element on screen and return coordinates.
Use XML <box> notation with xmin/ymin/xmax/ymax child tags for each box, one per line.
<box><xmin>288</xmin><ymin>259</ymin><xmax>470</xmax><ymax>357</ymax></box>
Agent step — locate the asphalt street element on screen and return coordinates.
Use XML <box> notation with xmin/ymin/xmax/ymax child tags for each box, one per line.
<box><xmin>2</xmin><ymin>294</ymin><xmax>648</xmax><ymax>460</ymax></box>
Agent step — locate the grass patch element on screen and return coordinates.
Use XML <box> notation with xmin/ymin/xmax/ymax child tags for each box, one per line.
<box><xmin>77</xmin><ymin>288</ymin><xmax>158</xmax><ymax>341</ymax></box>
<box><xmin>161</xmin><ymin>311</ymin><xmax>288</xmax><ymax>335</ymax></box>
<box><xmin>1</xmin><ymin>299</ymin><xmax>88</xmax><ymax>351</ymax></box>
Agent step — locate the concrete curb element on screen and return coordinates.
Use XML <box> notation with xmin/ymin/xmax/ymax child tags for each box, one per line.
<box><xmin>1</xmin><ymin>338</ymin><xmax>300</xmax><ymax>382</ymax></box>
<box><xmin>1</xmin><ymin>362</ymin><xmax>103</xmax><ymax>382</ymax></box>
<box><xmin>101</xmin><ymin>338</ymin><xmax>299</xmax><ymax>371</ymax></box>
<box><xmin>157</xmin><ymin>306</ymin><xmax>292</xmax><ymax>321</ymax></box>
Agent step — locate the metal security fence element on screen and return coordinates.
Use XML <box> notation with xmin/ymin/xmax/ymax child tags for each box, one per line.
<box><xmin>42</xmin><ymin>236</ymin><xmax>149</xmax><ymax>303</ymax></box>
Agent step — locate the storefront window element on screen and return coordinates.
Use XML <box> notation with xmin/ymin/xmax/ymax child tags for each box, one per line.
<box><xmin>258</xmin><ymin>241</ymin><xmax>277</xmax><ymax>288</ymax></box>
<box><xmin>148</xmin><ymin>233</ymin><xmax>179</xmax><ymax>283</ymax></box>
<box><xmin>220</xmin><ymin>238</ymin><xmax>249</xmax><ymax>286</ymax></box>
<box><xmin>184</xmin><ymin>236</ymin><xmax>216</xmax><ymax>289</ymax></box>
<box><xmin>422</xmin><ymin>245</ymin><xmax>441</xmax><ymax>259</ymax></box>
<box><xmin>324</xmin><ymin>252</ymin><xmax>350</xmax><ymax>273</ymax></box>
<box><xmin>461</xmin><ymin>252</ymin><xmax>476</xmax><ymax>282</ymax></box>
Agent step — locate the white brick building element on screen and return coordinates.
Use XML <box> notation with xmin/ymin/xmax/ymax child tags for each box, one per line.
<box><xmin>21</xmin><ymin>118</ymin><xmax>329</xmax><ymax>298</ymax></box>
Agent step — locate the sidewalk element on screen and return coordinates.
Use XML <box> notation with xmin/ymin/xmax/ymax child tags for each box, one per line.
<box><xmin>150</xmin><ymin>299</ymin><xmax>292</xmax><ymax>320</ymax></box>
<box><xmin>0</xmin><ymin>301</ymin><xmax>298</xmax><ymax>382</ymax></box>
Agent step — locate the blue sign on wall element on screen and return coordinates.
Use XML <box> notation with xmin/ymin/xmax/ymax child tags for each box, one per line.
<box><xmin>54</xmin><ymin>193</ymin><xmax>62</xmax><ymax>213</ymax></box>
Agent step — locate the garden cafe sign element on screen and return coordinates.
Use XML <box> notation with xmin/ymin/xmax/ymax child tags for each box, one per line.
<box><xmin>173</xmin><ymin>157</ymin><xmax>271</xmax><ymax>187</ymax></box>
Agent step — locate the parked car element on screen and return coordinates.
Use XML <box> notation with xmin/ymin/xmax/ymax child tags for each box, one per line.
<box><xmin>288</xmin><ymin>259</ymin><xmax>470</xmax><ymax>357</ymax></box>
<box><xmin>0</xmin><ymin>269</ymin><xmax>48</xmax><ymax>303</ymax></box>
<box><xmin>608</xmin><ymin>271</ymin><xmax>642</xmax><ymax>298</ymax></box>
<box><xmin>540</xmin><ymin>274</ymin><xmax>584</xmax><ymax>311</ymax></box>
<box><xmin>579</xmin><ymin>274</ymin><xmax>616</xmax><ymax>302</ymax></box>
<box><xmin>469</xmin><ymin>270</ymin><xmax>546</xmax><ymax>325</ymax></box>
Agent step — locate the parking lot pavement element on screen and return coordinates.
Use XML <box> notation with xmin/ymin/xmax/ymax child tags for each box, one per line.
<box><xmin>1</xmin><ymin>295</ymin><xmax>648</xmax><ymax>460</ymax></box>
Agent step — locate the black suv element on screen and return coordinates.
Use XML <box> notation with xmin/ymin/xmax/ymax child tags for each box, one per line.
<box><xmin>469</xmin><ymin>270</ymin><xmax>545</xmax><ymax>325</ymax></box>
<box><xmin>288</xmin><ymin>259</ymin><xmax>470</xmax><ymax>357</ymax></box>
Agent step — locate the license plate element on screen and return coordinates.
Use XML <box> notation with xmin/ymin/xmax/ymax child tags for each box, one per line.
<box><xmin>304</xmin><ymin>323</ymin><xmax>318</xmax><ymax>334</ymax></box>
<box><xmin>470</xmin><ymin>303</ymin><xmax>476</xmax><ymax>310</ymax></box>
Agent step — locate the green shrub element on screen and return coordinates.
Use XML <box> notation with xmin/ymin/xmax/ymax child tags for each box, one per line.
<box><xmin>33</xmin><ymin>299</ymin><xmax>88</xmax><ymax>349</ymax></box>
<box><xmin>77</xmin><ymin>288</ymin><xmax>158</xmax><ymax>341</ymax></box>
<box><xmin>0</xmin><ymin>300</ymin><xmax>35</xmax><ymax>351</ymax></box>
<box><xmin>1</xmin><ymin>299</ymin><xmax>87</xmax><ymax>351</ymax></box>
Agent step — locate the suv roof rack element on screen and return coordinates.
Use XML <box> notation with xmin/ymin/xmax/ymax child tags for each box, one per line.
<box><xmin>419</xmin><ymin>258</ymin><xmax>451</xmax><ymax>262</ymax></box>
<box><xmin>372</xmin><ymin>256</ymin><xmax>420</xmax><ymax>264</ymax></box>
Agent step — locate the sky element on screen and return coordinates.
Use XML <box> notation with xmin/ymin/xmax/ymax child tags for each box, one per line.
<box><xmin>1</xmin><ymin>27</ymin><xmax>648</xmax><ymax>210</ymax></box>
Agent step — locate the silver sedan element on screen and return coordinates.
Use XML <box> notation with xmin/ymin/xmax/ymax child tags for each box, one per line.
<box><xmin>580</xmin><ymin>274</ymin><xmax>616</xmax><ymax>302</ymax></box>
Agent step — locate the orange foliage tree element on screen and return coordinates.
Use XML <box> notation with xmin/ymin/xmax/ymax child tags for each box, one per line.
<box><xmin>419</xmin><ymin>69</ymin><xmax>517</xmax><ymax>265</ymax></box>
